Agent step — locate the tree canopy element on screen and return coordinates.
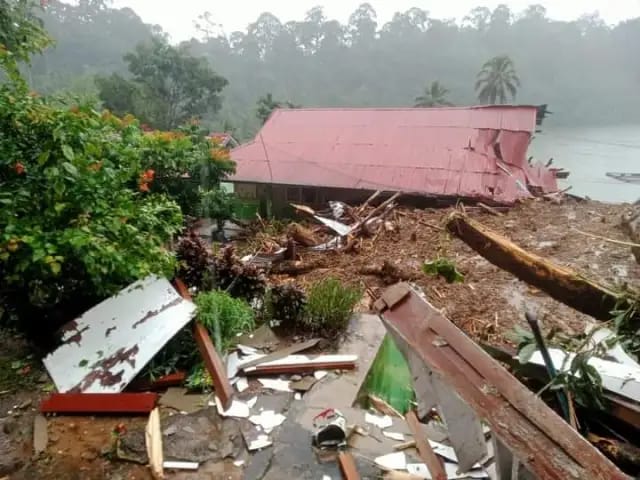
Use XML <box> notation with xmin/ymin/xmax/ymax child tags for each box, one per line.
<box><xmin>96</xmin><ymin>38</ymin><xmax>228</xmax><ymax>130</ymax></box>
<box><xmin>24</xmin><ymin>2</ymin><xmax>640</xmax><ymax>139</ymax></box>
<box><xmin>475</xmin><ymin>55</ymin><xmax>521</xmax><ymax>104</ymax></box>
<box><xmin>414</xmin><ymin>81</ymin><xmax>454</xmax><ymax>107</ymax></box>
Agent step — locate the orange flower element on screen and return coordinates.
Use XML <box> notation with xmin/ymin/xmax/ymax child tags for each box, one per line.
<box><xmin>14</xmin><ymin>163</ymin><xmax>25</xmax><ymax>175</ymax></box>
<box><xmin>88</xmin><ymin>161</ymin><xmax>103</xmax><ymax>172</ymax></box>
<box><xmin>139</xmin><ymin>182</ymin><xmax>150</xmax><ymax>193</ymax></box>
<box><xmin>142</xmin><ymin>169</ymin><xmax>155</xmax><ymax>182</ymax></box>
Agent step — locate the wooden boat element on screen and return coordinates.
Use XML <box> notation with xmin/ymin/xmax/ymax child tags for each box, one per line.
<box><xmin>606</xmin><ymin>172</ymin><xmax>640</xmax><ymax>184</ymax></box>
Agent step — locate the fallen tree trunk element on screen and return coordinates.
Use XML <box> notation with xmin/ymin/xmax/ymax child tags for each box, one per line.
<box><xmin>359</xmin><ymin>261</ymin><xmax>417</xmax><ymax>284</ymax></box>
<box><xmin>446</xmin><ymin>212</ymin><xmax>625</xmax><ymax>321</ymax></box>
<box><xmin>271</xmin><ymin>259</ymin><xmax>325</xmax><ymax>276</ymax></box>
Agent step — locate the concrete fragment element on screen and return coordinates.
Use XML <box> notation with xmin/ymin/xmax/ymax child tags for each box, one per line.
<box><xmin>365</xmin><ymin>412</ymin><xmax>393</xmax><ymax>429</ymax></box>
<box><xmin>159</xmin><ymin>388</ymin><xmax>206</xmax><ymax>414</ymax></box>
<box><xmin>258</xmin><ymin>378</ymin><xmax>292</xmax><ymax>392</ymax></box>
<box><xmin>249</xmin><ymin>411</ymin><xmax>286</xmax><ymax>433</ymax></box>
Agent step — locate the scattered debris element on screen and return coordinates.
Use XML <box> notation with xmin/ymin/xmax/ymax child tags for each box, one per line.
<box><xmin>213</xmin><ymin>397</ymin><xmax>251</xmax><ymax>418</ymax></box>
<box><xmin>375</xmin><ymin>452</ymin><xmax>407</xmax><ymax>471</ymax></box>
<box><xmin>249</xmin><ymin>411</ymin><xmax>286</xmax><ymax>433</ymax></box>
<box><xmin>240</xmin><ymin>338</ymin><xmax>321</xmax><ymax>369</ymax></box>
<box><xmin>291</xmin><ymin>376</ymin><xmax>317</xmax><ymax>392</ymax></box>
<box><xmin>258</xmin><ymin>378</ymin><xmax>292</xmax><ymax>392</ymax></box>
<box><xmin>40</xmin><ymin>393</ymin><xmax>158</xmax><ymax>414</ymax></box>
<box><xmin>369</xmin><ymin>394</ymin><xmax>403</xmax><ymax>418</ymax></box>
<box><xmin>163</xmin><ymin>461</ymin><xmax>199</xmax><ymax>470</ymax></box>
<box><xmin>43</xmin><ymin>276</ymin><xmax>196</xmax><ymax>394</ymax></box>
<box><xmin>314</xmin><ymin>370</ymin><xmax>329</xmax><ymax>380</ymax></box>
<box><xmin>405</xmin><ymin>410</ymin><xmax>447</xmax><ymax>480</ymax></box>
<box><xmin>382</xmin><ymin>431</ymin><xmax>405</xmax><ymax>441</ymax></box>
<box><xmin>236</xmin><ymin>377</ymin><xmax>249</xmax><ymax>392</ymax></box>
<box><xmin>365</xmin><ymin>412</ymin><xmax>393</xmax><ymax>430</ymax></box>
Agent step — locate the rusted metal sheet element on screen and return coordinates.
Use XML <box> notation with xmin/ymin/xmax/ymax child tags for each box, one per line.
<box><xmin>377</xmin><ymin>283</ymin><xmax>629</xmax><ymax>480</ymax></box>
<box><xmin>40</xmin><ymin>393</ymin><xmax>158</xmax><ymax>414</ymax></box>
<box><xmin>230</xmin><ymin>106</ymin><xmax>558</xmax><ymax>205</ymax></box>
<box><xmin>43</xmin><ymin>276</ymin><xmax>196</xmax><ymax>394</ymax></box>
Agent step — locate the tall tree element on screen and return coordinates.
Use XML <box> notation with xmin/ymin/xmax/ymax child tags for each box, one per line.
<box><xmin>256</xmin><ymin>93</ymin><xmax>299</xmax><ymax>124</ymax></box>
<box><xmin>475</xmin><ymin>55</ymin><xmax>521</xmax><ymax>104</ymax></box>
<box><xmin>414</xmin><ymin>81</ymin><xmax>454</xmax><ymax>107</ymax></box>
<box><xmin>97</xmin><ymin>37</ymin><xmax>228</xmax><ymax>129</ymax></box>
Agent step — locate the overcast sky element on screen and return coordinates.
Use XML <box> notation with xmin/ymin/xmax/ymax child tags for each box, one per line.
<box><xmin>110</xmin><ymin>0</ymin><xmax>640</xmax><ymax>42</ymax></box>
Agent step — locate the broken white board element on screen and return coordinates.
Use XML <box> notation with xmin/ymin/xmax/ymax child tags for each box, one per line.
<box><xmin>249</xmin><ymin>410</ymin><xmax>286</xmax><ymax>433</ymax></box>
<box><xmin>43</xmin><ymin>275</ymin><xmax>196</xmax><ymax>393</ymax></box>
<box><xmin>212</xmin><ymin>397</ymin><xmax>251</xmax><ymax>418</ymax></box>
<box><xmin>163</xmin><ymin>461</ymin><xmax>199</xmax><ymax>470</ymax></box>
<box><xmin>375</xmin><ymin>452</ymin><xmax>407</xmax><ymax>471</ymax></box>
<box><xmin>258</xmin><ymin>378</ymin><xmax>292</xmax><ymax>392</ymax></box>
<box><xmin>585</xmin><ymin>326</ymin><xmax>640</xmax><ymax>368</ymax></box>
<box><xmin>529</xmin><ymin>348</ymin><xmax>640</xmax><ymax>403</ymax></box>
<box><xmin>383</xmin><ymin>431</ymin><xmax>405</xmax><ymax>441</ymax></box>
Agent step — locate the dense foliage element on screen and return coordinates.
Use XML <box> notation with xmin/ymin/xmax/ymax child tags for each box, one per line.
<box><xmin>96</xmin><ymin>38</ymin><xmax>228</xmax><ymax>130</ymax></box>
<box><xmin>0</xmin><ymin>84</ymin><xmax>184</xmax><ymax>330</ymax></box>
<box><xmin>25</xmin><ymin>2</ymin><xmax>640</xmax><ymax>139</ymax></box>
<box><xmin>305</xmin><ymin>278</ymin><xmax>362</xmax><ymax>334</ymax></box>
<box><xmin>195</xmin><ymin>290</ymin><xmax>255</xmax><ymax>352</ymax></box>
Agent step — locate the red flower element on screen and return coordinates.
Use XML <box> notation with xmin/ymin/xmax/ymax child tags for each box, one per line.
<box><xmin>139</xmin><ymin>182</ymin><xmax>150</xmax><ymax>193</ymax></box>
<box><xmin>14</xmin><ymin>163</ymin><xmax>25</xmax><ymax>175</ymax></box>
<box><xmin>143</xmin><ymin>169</ymin><xmax>155</xmax><ymax>181</ymax></box>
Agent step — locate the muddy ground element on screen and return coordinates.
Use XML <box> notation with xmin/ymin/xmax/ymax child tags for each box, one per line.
<box><xmin>263</xmin><ymin>197</ymin><xmax>640</xmax><ymax>346</ymax></box>
<box><xmin>0</xmin><ymin>197</ymin><xmax>638</xmax><ymax>479</ymax></box>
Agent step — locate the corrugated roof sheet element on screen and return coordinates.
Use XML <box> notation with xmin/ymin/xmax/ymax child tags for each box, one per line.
<box><xmin>230</xmin><ymin>106</ymin><xmax>557</xmax><ymax>204</ymax></box>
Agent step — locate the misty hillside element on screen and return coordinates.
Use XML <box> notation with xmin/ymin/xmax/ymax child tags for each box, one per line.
<box><xmin>28</xmin><ymin>1</ymin><xmax>640</xmax><ymax>139</ymax></box>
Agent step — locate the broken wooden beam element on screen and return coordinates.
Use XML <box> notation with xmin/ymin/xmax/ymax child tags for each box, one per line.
<box><xmin>40</xmin><ymin>393</ymin><xmax>158</xmax><ymax>414</ymax></box>
<box><xmin>446</xmin><ymin>212</ymin><xmax>624</xmax><ymax>321</ymax></box>
<box><xmin>338</xmin><ymin>451</ymin><xmax>361</xmax><ymax>480</ymax></box>
<box><xmin>145</xmin><ymin>407</ymin><xmax>164</xmax><ymax>479</ymax></box>
<box><xmin>240</xmin><ymin>339</ymin><xmax>321</xmax><ymax>369</ymax></box>
<box><xmin>193</xmin><ymin>323</ymin><xmax>234</xmax><ymax>409</ymax></box>
<box><xmin>405</xmin><ymin>410</ymin><xmax>447</xmax><ymax>480</ymax></box>
<box><xmin>377</xmin><ymin>283</ymin><xmax>629</xmax><ymax>480</ymax></box>
<box><xmin>242</xmin><ymin>355</ymin><xmax>357</xmax><ymax>376</ymax></box>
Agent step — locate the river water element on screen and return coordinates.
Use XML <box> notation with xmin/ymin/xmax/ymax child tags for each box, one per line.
<box><xmin>530</xmin><ymin>125</ymin><xmax>640</xmax><ymax>204</ymax></box>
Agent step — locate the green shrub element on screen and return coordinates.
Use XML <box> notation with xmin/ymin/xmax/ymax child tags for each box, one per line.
<box><xmin>266</xmin><ymin>284</ymin><xmax>307</xmax><ymax>327</ymax></box>
<box><xmin>195</xmin><ymin>290</ymin><xmax>255</xmax><ymax>352</ymax></box>
<box><xmin>305</xmin><ymin>278</ymin><xmax>362</xmax><ymax>334</ymax></box>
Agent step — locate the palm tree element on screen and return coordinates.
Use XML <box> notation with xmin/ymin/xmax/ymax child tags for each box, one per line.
<box><xmin>414</xmin><ymin>81</ymin><xmax>454</xmax><ymax>107</ymax></box>
<box><xmin>475</xmin><ymin>56</ymin><xmax>521</xmax><ymax>104</ymax></box>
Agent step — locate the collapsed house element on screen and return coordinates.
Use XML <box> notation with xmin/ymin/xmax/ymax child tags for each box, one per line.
<box><xmin>229</xmin><ymin>106</ymin><xmax>558</xmax><ymax>215</ymax></box>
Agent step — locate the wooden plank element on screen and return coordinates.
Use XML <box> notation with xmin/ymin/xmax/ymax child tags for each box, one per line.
<box><xmin>338</xmin><ymin>451</ymin><xmax>361</xmax><ymax>480</ymax></box>
<box><xmin>405</xmin><ymin>410</ymin><xmax>447</xmax><ymax>480</ymax></box>
<box><xmin>243</xmin><ymin>359</ymin><xmax>356</xmax><ymax>376</ymax></box>
<box><xmin>239</xmin><ymin>339</ymin><xmax>321</xmax><ymax>369</ymax></box>
<box><xmin>145</xmin><ymin>407</ymin><xmax>164</xmax><ymax>479</ymax></box>
<box><xmin>40</xmin><ymin>393</ymin><xmax>158</xmax><ymax>414</ymax></box>
<box><xmin>33</xmin><ymin>414</ymin><xmax>48</xmax><ymax>455</ymax></box>
<box><xmin>193</xmin><ymin>323</ymin><xmax>234</xmax><ymax>409</ymax></box>
<box><xmin>379</xmin><ymin>286</ymin><xmax>629</xmax><ymax>480</ymax></box>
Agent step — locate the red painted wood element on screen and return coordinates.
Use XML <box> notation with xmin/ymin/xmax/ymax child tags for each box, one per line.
<box><xmin>40</xmin><ymin>393</ymin><xmax>158</xmax><ymax>414</ymax></box>
<box><xmin>193</xmin><ymin>323</ymin><xmax>234</xmax><ymax>409</ymax></box>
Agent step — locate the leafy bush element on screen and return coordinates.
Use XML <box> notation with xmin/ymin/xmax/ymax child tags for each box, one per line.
<box><xmin>423</xmin><ymin>258</ymin><xmax>465</xmax><ymax>283</ymax></box>
<box><xmin>0</xmin><ymin>85</ymin><xmax>186</xmax><ymax>332</ymax></box>
<box><xmin>176</xmin><ymin>230</ymin><xmax>213</xmax><ymax>290</ymax></box>
<box><xmin>305</xmin><ymin>278</ymin><xmax>362</xmax><ymax>334</ymax></box>
<box><xmin>195</xmin><ymin>290</ymin><xmax>255</xmax><ymax>352</ymax></box>
<box><xmin>213</xmin><ymin>246</ymin><xmax>267</xmax><ymax>301</ymax></box>
<box><xmin>267</xmin><ymin>284</ymin><xmax>307</xmax><ymax>327</ymax></box>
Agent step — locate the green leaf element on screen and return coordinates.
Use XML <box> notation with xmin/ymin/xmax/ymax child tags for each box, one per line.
<box><xmin>62</xmin><ymin>162</ymin><xmax>78</xmax><ymax>177</ymax></box>
<box><xmin>517</xmin><ymin>343</ymin><xmax>538</xmax><ymax>364</ymax></box>
<box><xmin>50</xmin><ymin>262</ymin><xmax>61</xmax><ymax>275</ymax></box>
<box><xmin>61</xmin><ymin>144</ymin><xmax>75</xmax><ymax>161</ymax></box>
<box><xmin>78</xmin><ymin>359</ymin><xmax>89</xmax><ymax>367</ymax></box>
<box><xmin>37</xmin><ymin>150</ymin><xmax>51</xmax><ymax>165</ymax></box>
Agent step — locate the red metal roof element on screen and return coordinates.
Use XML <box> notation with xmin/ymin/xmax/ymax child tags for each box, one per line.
<box><xmin>230</xmin><ymin>106</ymin><xmax>557</xmax><ymax>204</ymax></box>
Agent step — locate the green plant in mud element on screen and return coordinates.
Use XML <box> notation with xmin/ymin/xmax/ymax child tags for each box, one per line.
<box><xmin>265</xmin><ymin>284</ymin><xmax>307</xmax><ymax>327</ymax></box>
<box><xmin>304</xmin><ymin>278</ymin><xmax>362</xmax><ymax>334</ymax></box>
<box><xmin>423</xmin><ymin>258</ymin><xmax>465</xmax><ymax>283</ymax></box>
<box><xmin>195</xmin><ymin>290</ymin><xmax>255</xmax><ymax>352</ymax></box>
